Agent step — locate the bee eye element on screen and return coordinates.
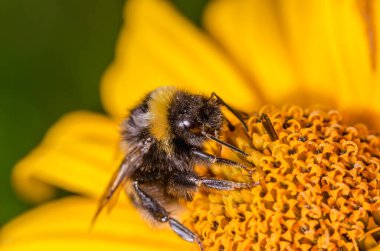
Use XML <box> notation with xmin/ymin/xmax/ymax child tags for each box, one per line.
<box><xmin>179</xmin><ymin>119</ymin><xmax>192</xmax><ymax>129</ymax></box>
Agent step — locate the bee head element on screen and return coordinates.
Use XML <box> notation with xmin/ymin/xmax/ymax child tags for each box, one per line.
<box><xmin>169</xmin><ymin>92</ymin><xmax>223</xmax><ymax>147</ymax></box>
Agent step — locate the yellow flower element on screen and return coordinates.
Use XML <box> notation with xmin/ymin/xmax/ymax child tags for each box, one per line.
<box><xmin>1</xmin><ymin>0</ymin><xmax>380</xmax><ymax>250</ymax></box>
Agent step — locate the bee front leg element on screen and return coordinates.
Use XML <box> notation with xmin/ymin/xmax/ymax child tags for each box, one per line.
<box><xmin>132</xmin><ymin>181</ymin><xmax>204</xmax><ymax>251</ymax></box>
<box><xmin>191</xmin><ymin>149</ymin><xmax>253</xmax><ymax>174</ymax></box>
<box><xmin>199</xmin><ymin>178</ymin><xmax>259</xmax><ymax>190</ymax></box>
<box><xmin>168</xmin><ymin>173</ymin><xmax>259</xmax><ymax>196</ymax></box>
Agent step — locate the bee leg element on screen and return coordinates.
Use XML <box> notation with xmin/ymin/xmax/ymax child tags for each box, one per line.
<box><xmin>168</xmin><ymin>218</ymin><xmax>204</xmax><ymax>250</ymax></box>
<box><xmin>198</xmin><ymin>177</ymin><xmax>260</xmax><ymax>190</ymax></box>
<box><xmin>200</xmin><ymin>132</ymin><xmax>248</xmax><ymax>157</ymax></box>
<box><xmin>191</xmin><ymin>149</ymin><xmax>253</xmax><ymax>174</ymax></box>
<box><xmin>169</xmin><ymin>173</ymin><xmax>259</xmax><ymax>195</ymax></box>
<box><xmin>132</xmin><ymin>181</ymin><xmax>204</xmax><ymax>251</ymax></box>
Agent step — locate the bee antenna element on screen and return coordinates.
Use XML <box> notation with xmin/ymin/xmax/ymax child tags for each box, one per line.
<box><xmin>260</xmin><ymin>113</ymin><xmax>279</xmax><ymax>141</ymax></box>
<box><xmin>201</xmin><ymin>131</ymin><xmax>248</xmax><ymax>157</ymax></box>
<box><xmin>209</xmin><ymin>92</ymin><xmax>249</xmax><ymax>133</ymax></box>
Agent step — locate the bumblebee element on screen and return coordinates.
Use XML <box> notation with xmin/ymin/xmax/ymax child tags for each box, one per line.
<box><xmin>93</xmin><ymin>86</ymin><xmax>263</xmax><ymax>251</ymax></box>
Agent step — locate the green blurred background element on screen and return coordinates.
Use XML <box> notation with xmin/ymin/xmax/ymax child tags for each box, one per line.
<box><xmin>0</xmin><ymin>0</ymin><xmax>209</xmax><ymax>225</ymax></box>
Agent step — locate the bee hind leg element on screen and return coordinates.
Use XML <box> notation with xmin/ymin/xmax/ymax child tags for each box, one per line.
<box><xmin>132</xmin><ymin>181</ymin><xmax>204</xmax><ymax>251</ymax></box>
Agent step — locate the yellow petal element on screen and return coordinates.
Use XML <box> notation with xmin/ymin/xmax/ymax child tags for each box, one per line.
<box><xmin>277</xmin><ymin>0</ymin><xmax>375</xmax><ymax>110</ymax></box>
<box><xmin>326</xmin><ymin>0</ymin><xmax>374</xmax><ymax>109</ymax></box>
<box><xmin>206</xmin><ymin>0</ymin><xmax>380</xmax><ymax>131</ymax></box>
<box><xmin>12</xmin><ymin>111</ymin><xmax>120</xmax><ymax>203</ymax></box>
<box><xmin>101</xmin><ymin>0</ymin><xmax>260</xmax><ymax>120</ymax></box>
<box><xmin>372</xmin><ymin>0</ymin><xmax>380</xmax><ymax>116</ymax></box>
<box><xmin>276</xmin><ymin>0</ymin><xmax>378</xmax><ymax>132</ymax></box>
<box><xmin>204</xmin><ymin>0</ymin><xmax>298</xmax><ymax>105</ymax></box>
<box><xmin>275</xmin><ymin>0</ymin><xmax>342</xmax><ymax>105</ymax></box>
<box><xmin>205</xmin><ymin>0</ymin><xmax>379</xmax><ymax>112</ymax></box>
<box><xmin>0</xmin><ymin>197</ymin><xmax>192</xmax><ymax>251</ymax></box>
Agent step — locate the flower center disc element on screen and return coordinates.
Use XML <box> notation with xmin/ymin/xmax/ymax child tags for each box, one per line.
<box><xmin>184</xmin><ymin>105</ymin><xmax>380</xmax><ymax>251</ymax></box>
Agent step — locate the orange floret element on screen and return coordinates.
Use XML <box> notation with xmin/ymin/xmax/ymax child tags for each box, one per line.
<box><xmin>184</xmin><ymin>105</ymin><xmax>380</xmax><ymax>251</ymax></box>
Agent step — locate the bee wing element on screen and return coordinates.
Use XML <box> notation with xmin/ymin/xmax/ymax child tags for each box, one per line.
<box><xmin>91</xmin><ymin>145</ymin><xmax>144</xmax><ymax>226</ymax></box>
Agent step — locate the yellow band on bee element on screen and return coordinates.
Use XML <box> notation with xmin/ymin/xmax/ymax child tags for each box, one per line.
<box><xmin>149</xmin><ymin>86</ymin><xmax>177</xmax><ymax>154</ymax></box>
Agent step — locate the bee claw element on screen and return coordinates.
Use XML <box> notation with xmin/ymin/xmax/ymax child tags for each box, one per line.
<box><xmin>240</xmin><ymin>180</ymin><xmax>261</xmax><ymax>189</ymax></box>
<box><xmin>250</xmin><ymin>180</ymin><xmax>261</xmax><ymax>187</ymax></box>
<box><xmin>246</xmin><ymin>169</ymin><xmax>254</xmax><ymax>175</ymax></box>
